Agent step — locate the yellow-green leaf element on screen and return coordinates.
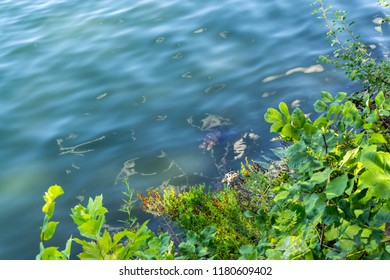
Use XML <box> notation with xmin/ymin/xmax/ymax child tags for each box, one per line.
<box><xmin>42</xmin><ymin>185</ymin><xmax>64</xmax><ymax>217</ymax></box>
<box><xmin>42</xmin><ymin>221</ymin><xmax>59</xmax><ymax>241</ymax></box>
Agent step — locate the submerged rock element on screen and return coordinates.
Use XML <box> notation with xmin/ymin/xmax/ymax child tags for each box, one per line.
<box><xmin>199</xmin><ymin>125</ymin><xmax>235</xmax><ymax>151</ymax></box>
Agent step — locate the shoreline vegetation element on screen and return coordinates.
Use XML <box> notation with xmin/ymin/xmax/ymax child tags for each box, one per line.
<box><xmin>37</xmin><ymin>0</ymin><xmax>390</xmax><ymax>260</ymax></box>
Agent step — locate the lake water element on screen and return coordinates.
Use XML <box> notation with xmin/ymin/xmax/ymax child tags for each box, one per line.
<box><xmin>1</xmin><ymin>0</ymin><xmax>388</xmax><ymax>259</ymax></box>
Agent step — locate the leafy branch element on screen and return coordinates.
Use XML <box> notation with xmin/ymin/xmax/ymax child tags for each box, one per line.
<box><xmin>312</xmin><ymin>0</ymin><xmax>390</xmax><ymax>93</ymax></box>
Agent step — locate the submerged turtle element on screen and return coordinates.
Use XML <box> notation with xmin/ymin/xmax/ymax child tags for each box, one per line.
<box><xmin>199</xmin><ymin>125</ymin><xmax>236</xmax><ymax>151</ymax></box>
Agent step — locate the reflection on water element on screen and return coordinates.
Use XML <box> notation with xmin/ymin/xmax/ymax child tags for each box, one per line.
<box><xmin>262</xmin><ymin>64</ymin><xmax>325</xmax><ymax>83</ymax></box>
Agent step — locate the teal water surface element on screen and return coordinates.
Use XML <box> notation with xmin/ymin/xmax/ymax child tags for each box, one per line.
<box><xmin>1</xmin><ymin>0</ymin><xmax>388</xmax><ymax>259</ymax></box>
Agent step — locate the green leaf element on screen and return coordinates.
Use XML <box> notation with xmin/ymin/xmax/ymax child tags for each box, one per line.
<box><xmin>179</xmin><ymin>242</ymin><xmax>196</xmax><ymax>255</ymax></box>
<box><xmin>239</xmin><ymin>245</ymin><xmax>258</xmax><ymax>260</ymax></box>
<box><xmin>359</xmin><ymin>170</ymin><xmax>390</xmax><ymax>199</ymax></box>
<box><xmin>42</xmin><ymin>221</ymin><xmax>59</xmax><ymax>241</ymax></box>
<box><xmin>340</xmin><ymin>147</ymin><xmax>360</xmax><ymax>167</ymax></box>
<box><xmin>344</xmin><ymin>224</ymin><xmax>362</xmax><ymax>239</ymax></box>
<box><xmin>266</xmin><ymin>249</ymin><xmax>283</xmax><ymax>260</ymax></box>
<box><xmin>375</xmin><ymin>91</ymin><xmax>385</xmax><ymax>108</ymax></box>
<box><xmin>291</xmin><ymin>108</ymin><xmax>306</xmax><ymax>129</ymax></box>
<box><xmin>274</xmin><ymin>191</ymin><xmax>290</xmax><ymax>202</ymax></box>
<box><xmin>310</xmin><ymin>168</ymin><xmax>332</xmax><ymax>185</ymax></box>
<box><xmin>321</xmin><ymin>91</ymin><xmax>334</xmax><ymax>102</ymax></box>
<box><xmin>61</xmin><ymin>237</ymin><xmax>73</xmax><ymax>259</ymax></box>
<box><xmin>335</xmin><ymin>92</ymin><xmax>347</xmax><ymax>102</ymax></box>
<box><xmin>322</xmin><ymin>205</ymin><xmax>342</xmax><ymax>225</ymax></box>
<box><xmin>200</xmin><ymin>226</ymin><xmax>216</xmax><ymax>244</ymax></box>
<box><xmin>185</xmin><ymin>231</ymin><xmax>198</xmax><ymax>245</ymax></box>
<box><xmin>303</xmin><ymin>123</ymin><xmax>318</xmax><ymax>135</ymax></box>
<box><xmin>281</xmin><ymin>123</ymin><xmax>299</xmax><ymax>139</ymax></box>
<box><xmin>279</xmin><ymin>102</ymin><xmax>291</xmax><ymax>123</ymax></box>
<box><xmin>270</xmin><ymin>121</ymin><xmax>285</xmax><ymax>133</ymax></box>
<box><xmin>86</xmin><ymin>195</ymin><xmax>108</xmax><ymax>217</ymax></box>
<box><xmin>198</xmin><ymin>246</ymin><xmax>212</xmax><ymax>257</ymax></box>
<box><xmin>264</xmin><ymin>108</ymin><xmax>283</xmax><ymax>124</ymax></box>
<box><xmin>98</xmin><ymin>230</ymin><xmax>112</xmax><ymax>255</ymax></box>
<box><xmin>314</xmin><ymin>100</ymin><xmax>328</xmax><ymax>112</ymax></box>
<box><xmin>326</xmin><ymin>173</ymin><xmax>349</xmax><ymax>199</ymax></box>
<box><xmin>359</xmin><ymin>151</ymin><xmax>390</xmax><ymax>199</ymax></box>
<box><xmin>325</xmin><ymin>225</ymin><xmax>339</xmax><ymax>241</ymax></box>
<box><xmin>368</xmin><ymin>133</ymin><xmax>387</xmax><ymax>144</ymax></box>
<box><xmin>112</xmin><ymin>231</ymin><xmax>127</xmax><ymax>247</ymax></box>
<box><xmin>304</xmin><ymin>194</ymin><xmax>326</xmax><ymax>217</ymax></box>
<box><xmin>339</xmin><ymin>239</ymin><xmax>357</xmax><ymax>252</ymax></box>
<box><xmin>313</xmin><ymin>116</ymin><xmax>328</xmax><ymax>128</ymax></box>
<box><xmin>40</xmin><ymin>247</ymin><xmax>67</xmax><ymax>260</ymax></box>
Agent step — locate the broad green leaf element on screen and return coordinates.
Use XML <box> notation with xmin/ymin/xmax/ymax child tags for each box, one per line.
<box><xmin>270</xmin><ymin>120</ymin><xmax>285</xmax><ymax>133</ymax></box>
<box><xmin>264</xmin><ymin>108</ymin><xmax>283</xmax><ymax>124</ymax></box>
<box><xmin>239</xmin><ymin>245</ymin><xmax>258</xmax><ymax>260</ymax></box>
<box><xmin>322</xmin><ymin>205</ymin><xmax>341</xmax><ymax>225</ymax></box>
<box><xmin>365</xmin><ymin>110</ymin><xmax>379</xmax><ymax>124</ymax></box>
<box><xmin>266</xmin><ymin>249</ymin><xmax>283</xmax><ymax>260</ymax></box>
<box><xmin>314</xmin><ymin>100</ymin><xmax>328</xmax><ymax>112</ymax></box>
<box><xmin>179</xmin><ymin>242</ymin><xmax>195</xmax><ymax>255</ymax></box>
<box><xmin>279</xmin><ymin>102</ymin><xmax>290</xmax><ymax>122</ymax></box>
<box><xmin>310</xmin><ymin>168</ymin><xmax>332</xmax><ymax>185</ymax></box>
<box><xmin>360</xmin><ymin>228</ymin><xmax>372</xmax><ymax>240</ymax></box>
<box><xmin>78</xmin><ymin>214</ymin><xmax>106</xmax><ymax>239</ymax></box>
<box><xmin>291</xmin><ymin>108</ymin><xmax>306</xmax><ymax>129</ymax></box>
<box><xmin>286</xmin><ymin>140</ymin><xmax>306</xmax><ymax>155</ymax></box>
<box><xmin>40</xmin><ymin>247</ymin><xmax>66</xmax><ymax>260</ymax></box>
<box><xmin>359</xmin><ymin>151</ymin><xmax>390</xmax><ymax>198</ymax></box>
<box><xmin>375</xmin><ymin>91</ymin><xmax>385</xmax><ymax>108</ymax></box>
<box><xmin>354</xmin><ymin>209</ymin><xmax>364</xmax><ymax>218</ymax></box>
<box><xmin>325</xmin><ymin>225</ymin><xmax>339</xmax><ymax>241</ymax></box>
<box><xmin>321</xmin><ymin>91</ymin><xmax>334</xmax><ymax>102</ymax></box>
<box><xmin>327</xmin><ymin>103</ymin><xmax>343</xmax><ymax>119</ymax></box>
<box><xmin>185</xmin><ymin>231</ymin><xmax>198</xmax><ymax>245</ymax></box>
<box><xmin>326</xmin><ymin>173</ymin><xmax>349</xmax><ymax>199</ymax></box>
<box><xmin>339</xmin><ymin>239</ymin><xmax>357</xmax><ymax>252</ymax></box>
<box><xmin>359</xmin><ymin>170</ymin><xmax>390</xmax><ymax>199</ymax></box>
<box><xmin>200</xmin><ymin>226</ymin><xmax>216</xmax><ymax>243</ymax></box>
<box><xmin>313</xmin><ymin>116</ymin><xmax>328</xmax><ymax>128</ymax></box>
<box><xmin>335</xmin><ymin>92</ymin><xmax>347</xmax><ymax>102</ymax></box>
<box><xmin>368</xmin><ymin>133</ymin><xmax>387</xmax><ymax>144</ymax></box>
<box><xmin>339</xmin><ymin>147</ymin><xmax>360</xmax><ymax>167</ymax></box>
<box><xmin>361</xmin><ymin>151</ymin><xmax>389</xmax><ymax>171</ymax></box>
<box><xmin>344</xmin><ymin>224</ymin><xmax>362</xmax><ymax>239</ymax></box>
<box><xmin>281</xmin><ymin>123</ymin><xmax>299</xmax><ymax>140</ymax></box>
<box><xmin>42</xmin><ymin>221</ymin><xmax>59</xmax><ymax>241</ymax></box>
<box><xmin>303</xmin><ymin>194</ymin><xmax>326</xmax><ymax>217</ymax></box>
<box><xmin>274</xmin><ymin>191</ymin><xmax>290</xmax><ymax>202</ymax></box>
<box><xmin>303</xmin><ymin>123</ymin><xmax>317</xmax><ymax>135</ymax></box>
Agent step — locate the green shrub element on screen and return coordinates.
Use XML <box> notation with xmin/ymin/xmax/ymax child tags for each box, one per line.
<box><xmin>139</xmin><ymin>185</ymin><xmax>261</xmax><ymax>259</ymax></box>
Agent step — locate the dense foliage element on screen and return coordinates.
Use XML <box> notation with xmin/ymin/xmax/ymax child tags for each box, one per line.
<box><xmin>37</xmin><ymin>0</ymin><xmax>390</xmax><ymax>260</ymax></box>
